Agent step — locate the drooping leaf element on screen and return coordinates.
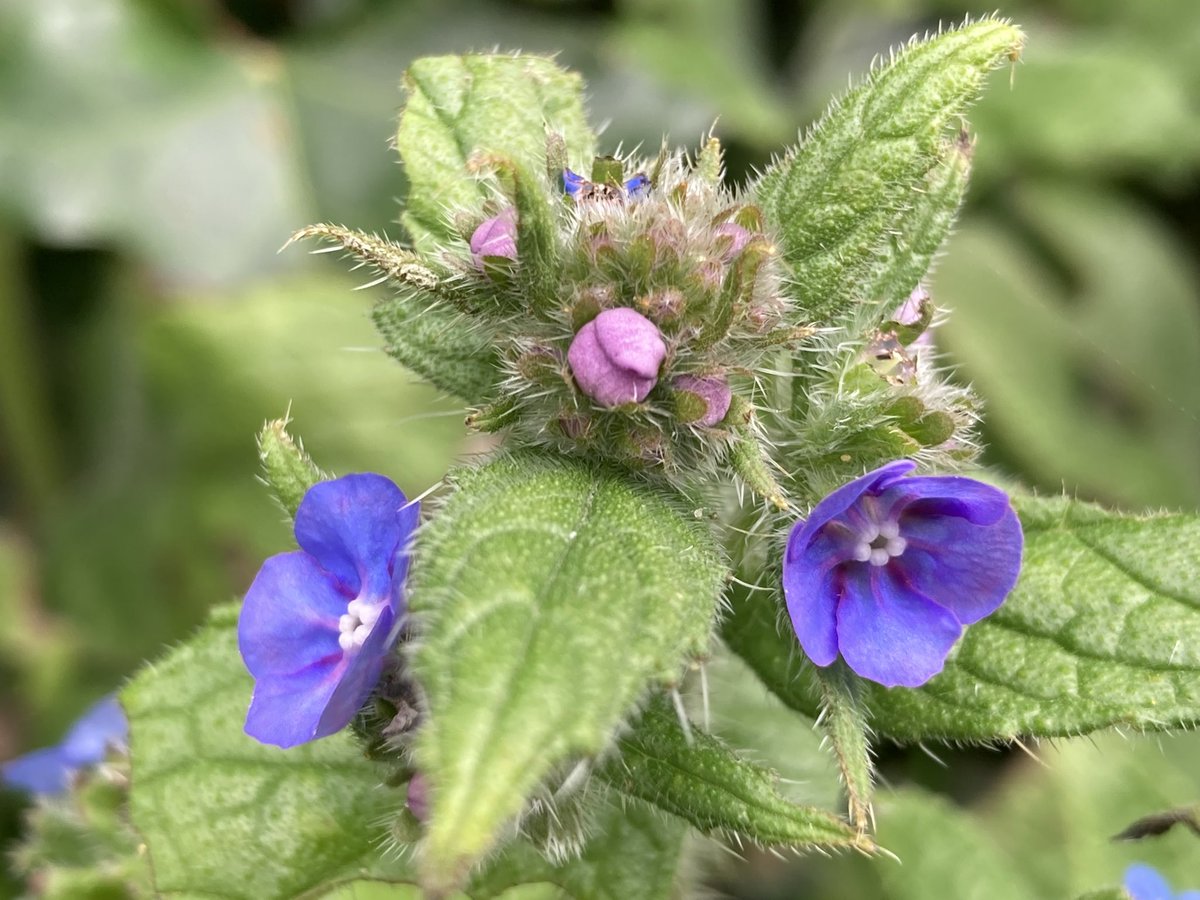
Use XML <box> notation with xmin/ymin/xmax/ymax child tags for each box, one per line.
<box><xmin>122</xmin><ymin>606</ymin><xmax>419</xmax><ymax>899</ymax></box>
<box><xmin>725</xmin><ymin>495</ymin><xmax>1200</xmax><ymax>743</ymax></box>
<box><xmin>408</xmin><ymin>453</ymin><xmax>725</xmax><ymax>891</ymax></box>
<box><xmin>753</xmin><ymin>18</ymin><xmax>1022</xmax><ymax>322</ymax></box>
<box><xmin>598</xmin><ymin>694</ymin><xmax>863</xmax><ymax>851</ymax></box>
<box><xmin>396</xmin><ymin>54</ymin><xmax>595</xmax><ymax>252</ymax></box>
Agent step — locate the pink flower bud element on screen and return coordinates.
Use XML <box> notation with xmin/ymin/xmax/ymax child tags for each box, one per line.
<box><xmin>714</xmin><ymin>222</ymin><xmax>752</xmax><ymax>260</ymax></box>
<box><xmin>469</xmin><ymin>208</ymin><xmax>517</xmax><ymax>267</ymax></box>
<box><xmin>672</xmin><ymin>374</ymin><xmax>732</xmax><ymax>426</ymax></box>
<box><xmin>568</xmin><ymin>308</ymin><xmax>667</xmax><ymax>408</ymax></box>
<box><xmin>406</xmin><ymin>773</ymin><xmax>429</xmax><ymax>822</ymax></box>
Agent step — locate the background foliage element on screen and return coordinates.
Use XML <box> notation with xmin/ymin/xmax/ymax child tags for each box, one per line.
<box><xmin>1</xmin><ymin>0</ymin><xmax>1198</xmax><ymax>897</ymax></box>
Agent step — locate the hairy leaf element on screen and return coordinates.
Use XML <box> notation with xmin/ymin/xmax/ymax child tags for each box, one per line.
<box><xmin>725</xmin><ymin>496</ymin><xmax>1200</xmax><ymax>742</ymax></box>
<box><xmin>122</xmin><ymin>606</ymin><xmax>417</xmax><ymax>899</ymax></box>
<box><xmin>598</xmin><ymin>695</ymin><xmax>863</xmax><ymax>851</ymax></box>
<box><xmin>409</xmin><ymin>453</ymin><xmax>724</xmax><ymax>891</ymax></box>
<box><xmin>397</xmin><ymin>54</ymin><xmax>595</xmax><ymax>253</ymax></box>
<box><xmin>753</xmin><ymin>18</ymin><xmax>1022</xmax><ymax>322</ymax></box>
<box><xmin>372</xmin><ymin>292</ymin><xmax>501</xmax><ymax>404</ymax></box>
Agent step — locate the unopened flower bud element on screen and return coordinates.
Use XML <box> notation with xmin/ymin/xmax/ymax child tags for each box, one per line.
<box><xmin>469</xmin><ymin>208</ymin><xmax>517</xmax><ymax>267</ymax></box>
<box><xmin>568</xmin><ymin>307</ymin><xmax>666</xmax><ymax>407</ymax></box>
<box><xmin>714</xmin><ymin>222</ymin><xmax>752</xmax><ymax>261</ymax></box>
<box><xmin>406</xmin><ymin>773</ymin><xmax>429</xmax><ymax>822</ymax></box>
<box><xmin>672</xmin><ymin>374</ymin><xmax>732</xmax><ymax>426</ymax></box>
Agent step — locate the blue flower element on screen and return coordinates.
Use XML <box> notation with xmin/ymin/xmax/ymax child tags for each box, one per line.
<box><xmin>2</xmin><ymin>696</ymin><xmax>127</xmax><ymax>795</ymax></box>
<box><xmin>1124</xmin><ymin>863</ymin><xmax>1200</xmax><ymax>900</ymax></box>
<box><xmin>238</xmin><ymin>473</ymin><xmax>419</xmax><ymax>748</ymax></box>
<box><xmin>783</xmin><ymin>460</ymin><xmax>1023</xmax><ymax>687</ymax></box>
<box><xmin>562</xmin><ymin>169</ymin><xmax>650</xmax><ymax>200</ymax></box>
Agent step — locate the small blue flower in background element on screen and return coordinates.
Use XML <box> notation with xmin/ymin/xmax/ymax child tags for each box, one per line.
<box><xmin>1124</xmin><ymin>863</ymin><xmax>1200</xmax><ymax>900</ymax></box>
<box><xmin>562</xmin><ymin>168</ymin><xmax>650</xmax><ymax>200</ymax></box>
<box><xmin>2</xmin><ymin>696</ymin><xmax>127</xmax><ymax>795</ymax></box>
<box><xmin>238</xmin><ymin>474</ymin><xmax>419</xmax><ymax>748</ymax></box>
<box><xmin>783</xmin><ymin>460</ymin><xmax>1023</xmax><ymax>688</ymax></box>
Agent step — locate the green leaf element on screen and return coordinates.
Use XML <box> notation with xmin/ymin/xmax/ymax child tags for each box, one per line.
<box><xmin>396</xmin><ymin>54</ymin><xmax>595</xmax><ymax>253</ymax></box>
<box><xmin>408</xmin><ymin>453</ymin><xmax>725</xmax><ymax>890</ymax></box>
<box><xmin>726</xmin><ymin>495</ymin><xmax>1200</xmax><ymax>743</ymax></box>
<box><xmin>372</xmin><ymin>291</ymin><xmax>502</xmax><ymax>404</ymax></box>
<box><xmin>753</xmin><ymin>18</ymin><xmax>1022</xmax><ymax>322</ymax></box>
<box><xmin>122</xmin><ymin>605</ymin><xmax>419</xmax><ymax>899</ymax></box>
<box><xmin>598</xmin><ymin>695</ymin><xmax>863</xmax><ymax>851</ymax></box>
<box><xmin>935</xmin><ymin>183</ymin><xmax>1200</xmax><ymax>508</ymax></box>
<box><xmin>856</xmin><ymin>132</ymin><xmax>971</xmax><ymax>326</ymax></box>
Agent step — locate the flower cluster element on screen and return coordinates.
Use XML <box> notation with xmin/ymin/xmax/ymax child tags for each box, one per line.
<box><xmin>238</xmin><ymin>473</ymin><xmax>419</xmax><ymax>748</ymax></box>
<box><xmin>2</xmin><ymin>695</ymin><xmax>127</xmax><ymax>795</ymax></box>
<box><xmin>783</xmin><ymin>460</ymin><xmax>1023</xmax><ymax>687</ymax></box>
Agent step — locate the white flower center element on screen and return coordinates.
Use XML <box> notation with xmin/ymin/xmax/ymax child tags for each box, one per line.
<box><xmin>851</xmin><ymin>518</ymin><xmax>907</xmax><ymax>567</ymax></box>
<box><xmin>338</xmin><ymin>598</ymin><xmax>382</xmax><ymax>652</ymax></box>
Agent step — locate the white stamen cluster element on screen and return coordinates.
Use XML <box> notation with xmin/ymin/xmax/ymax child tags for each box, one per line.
<box><xmin>851</xmin><ymin>519</ymin><xmax>907</xmax><ymax>567</ymax></box>
<box><xmin>338</xmin><ymin>598</ymin><xmax>381</xmax><ymax>652</ymax></box>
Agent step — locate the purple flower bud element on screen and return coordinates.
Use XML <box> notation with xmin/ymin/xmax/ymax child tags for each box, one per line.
<box><xmin>893</xmin><ymin>285</ymin><xmax>934</xmax><ymax>348</ymax></box>
<box><xmin>714</xmin><ymin>222</ymin><xmax>752</xmax><ymax>261</ymax></box>
<box><xmin>406</xmin><ymin>773</ymin><xmax>429</xmax><ymax>822</ymax></box>
<box><xmin>672</xmin><ymin>374</ymin><xmax>732</xmax><ymax>427</ymax></box>
<box><xmin>783</xmin><ymin>461</ymin><xmax>1023</xmax><ymax>688</ymax></box>
<box><xmin>568</xmin><ymin>308</ymin><xmax>667</xmax><ymax>408</ymax></box>
<box><xmin>469</xmin><ymin>208</ymin><xmax>517</xmax><ymax>267</ymax></box>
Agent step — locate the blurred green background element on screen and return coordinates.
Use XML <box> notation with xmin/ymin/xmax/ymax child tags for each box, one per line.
<box><xmin>0</xmin><ymin>0</ymin><xmax>1197</xmax><ymax>896</ymax></box>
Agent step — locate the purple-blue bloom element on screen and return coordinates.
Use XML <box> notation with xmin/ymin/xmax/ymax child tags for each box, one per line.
<box><xmin>1124</xmin><ymin>863</ymin><xmax>1200</xmax><ymax>900</ymax></box>
<box><xmin>2</xmin><ymin>695</ymin><xmax>127</xmax><ymax>795</ymax></box>
<box><xmin>783</xmin><ymin>460</ymin><xmax>1023</xmax><ymax>688</ymax></box>
<box><xmin>563</xmin><ymin>168</ymin><xmax>649</xmax><ymax>200</ymax></box>
<box><xmin>238</xmin><ymin>473</ymin><xmax>419</xmax><ymax>748</ymax></box>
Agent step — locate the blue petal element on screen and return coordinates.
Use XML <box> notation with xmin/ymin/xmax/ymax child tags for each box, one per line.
<box><xmin>245</xmin><ymin>663</ymin><xmax>343</xmax><ymax>749</ymax></box>
<box><xmin>390</xmin><ymin>501</ymin><xmax>422</xmax><ymax>612</ymax></box>
<box><xmin>787</xmin><ymin>461</ymin><xmax>916</xmax><ymax>565</ymax></box>
<box><xmin>624</xmin><ymin>173</ymin><xmax>650</xmax><ymax>196</ymax></box>
<box><xmin>563</xmin><ymin>168</ymin><xmax>586</xmax><ymax>196</ymax></box>
<box><xmin>317</xmin><ymin>605</ymin><xmax>397</xmax><ymax>738</ymax></box>
<box><xmin>1178</xmin><ymin>892</ymin><xmax>1200</xmax><ymax>900</ymax></box>
<box><xmin>244</xmin><ymin>606</ymin><xmax>397</xmax><ymax>748</ymax></box>
<box><xmin>835</xmin><ymin>564</ymin><xmax>963</xmax><ymax>687</ymax></box>
<box><xmin>59</xmin><ymin>695</ymin><xmax>127</xmax><ymax>767</ymax></box>
<box><xmin>2</xmin><ymin>746</ymin><xmax>72</xmax><ymax>794</ymax></box>
<box><xmin>239</xmin><ymin>551</ymin><xmax>346</xmax><ymax>679</ymax></box>
<box><xmin>894</xmin><ymin>505</ymin><xmax>1023</xmax><ymax>625</ymax></box>
<box><xmin>783</xmin><ymin>526</ymin><xmax>844</xmax><ymax>667</ymax></box>
<box><xmin>293</xmin><ymin>474</ymin><xmax>408</xmax><ymax>599</ymax></box>
<box><xmin>881</xmin><ymin>474</ymin><xmax>1012</xmax><ymax>526</ymax></box>
<box><xmin>1124</xmin><ymin>863</ymin><xmax>1173</xmax><ymax>900</ymax></box>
